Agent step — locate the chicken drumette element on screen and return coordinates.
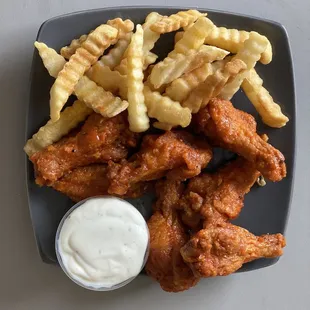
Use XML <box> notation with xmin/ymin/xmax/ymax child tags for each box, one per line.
<box><xmin>145</xmin><ymin>180</ymin><xmax>199</xmax><ymax>292</ymax></box>
<box><xmin>107</xmin><ymin>131</ymin><xmax>212</xmax><ymax>196</ymax></box>
<box><xmin>180</xmin><ymin>214</ymin><xmax>286</xmax><ymax>278</ymax></box>
<box><xmin>178</xmin><ymin>158</ymin><xmax>260</xmax><ymax>229</ymax></box>
<box><xmin>52</xmin><ymin>164</ymin><xmax>152</xmax><ymax>202</ymax></box>
<box><xmin>178</xmin><ymin>158</ymin><xmax>286</xmax><ymax>278</ymax></box>
<box><xmin>31</xmin><ymin>112</ymin><xmax>140</xmax><ymax>185</ymax></box>
<box><xmin>192</xmin><ymin>99</ymin><xmax>286</xmax><ymax>181</ymax></box>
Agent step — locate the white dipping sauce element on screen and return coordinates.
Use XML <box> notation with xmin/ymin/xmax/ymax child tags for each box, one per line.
<box><xmin>57</xmin><ymin>197</ymin><xmax>149</xmax><ymax>289</ymax></box>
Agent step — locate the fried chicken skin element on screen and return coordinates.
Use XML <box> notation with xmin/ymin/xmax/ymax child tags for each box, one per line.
<box><xmin>193</xmin><ymin>99</ymin><xmax>286</xmax><ymax>181</ymax></box>
<box><xmin>31</xmin><ymin>112</ymin><xmax>140</xmax><ymax>185</ymax></box>
<box><xmin>145</xmin><ymin>180</ymin><xmax>199</xmax><ymax>292</ymax></box>
<box><xmin>107</xmin><ymin>131</ymin><xmax>212</xmax><ymax>196</ymax></box>
<box><xmin>178</xmin><ymin>158</ymin><xmax>260</xmax><ymax>228</ymax></box>
<box><xmin>180</xmin><ymin>217</ymin><xmax>286</xmax><ymax>278</ymax></box>
<box><xmin>52</xmin><ymin>164</ymin><xmax>151</xmax><ymax>202</ymax></box>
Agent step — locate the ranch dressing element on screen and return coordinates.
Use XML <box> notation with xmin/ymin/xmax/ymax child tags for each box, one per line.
<box><xmin>56</xmin><ymin>197</ymin><xmax>149</xmax><ymax>289</ymax></box>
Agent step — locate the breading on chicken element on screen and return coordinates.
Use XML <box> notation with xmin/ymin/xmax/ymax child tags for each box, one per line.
<box><xmin>52</xmin><ymin>164</ymin><xmax>152</xmax><ymax>202</ymax></box>
<box><xmin>178</xmin><ymin>158</ymin><xmax>260</xmax><ymax>229</ymax></box>
<box><xmin>31</xmin><ymin>112</ymin><xmax>140</xmax><ymax>185</ymax></box>
<box><xmin>181</xmin><ymin>216</ymin><xmax>286</xmax><ymax>278</ymax></box>
<box><xmin>107</xmin><ymin>131</ymin><xmax>212</xmax><ymax>195</ymax></box>
<box><xmin>145</xmin><ymin>180</ymin><xmax>199</xmax><ymax>292</ymax></box>
<box><xmin>192</xmin><ymin>98</ymin><xmax>286</xmax><ymax>181</ymax></box>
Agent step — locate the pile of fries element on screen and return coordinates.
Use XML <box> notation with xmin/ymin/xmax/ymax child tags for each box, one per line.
<box><xmin>24</xmin><ymin>10</ymin><xmax>289</xmax><ymax>156</ymax></box>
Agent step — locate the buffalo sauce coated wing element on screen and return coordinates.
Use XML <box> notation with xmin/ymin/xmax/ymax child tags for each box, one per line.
<box><xmin>193</xmin><ymin>99</ymin><xmax>286</xmax><ymax>181</ymax></box>
<box><xmin>181</xmin><ymin>218</ymin><xmax>286</xmax><ymax>278</ymax></box>
<box><xmin>107</xmin><ymin>131</ymin><xmax>212</xmax><ymax>196</ymax></box>
<box><xmin>52</xmin><ymin>164</ymin><xmax>152</xmax><ymax>202</ymax></box>
<box><xmin>178</xmin><ymin>158</ymin><xmax>260</xmax><ymax>228</ymax></box>
<box><xmin>31</xmin><ymin>112</ymin><xmax>140</xmax><ymax>185</ymax></box>
<box><xmin>145</xmin><ymin>180</ymin><xmax>199</xmax><ymax>292</ymax></box>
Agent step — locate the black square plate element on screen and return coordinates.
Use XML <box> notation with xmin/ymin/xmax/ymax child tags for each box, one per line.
<box><xmin>26</xmin><ymin>7</ymin><xmax>295</xmax><ymax>270</ymax></box>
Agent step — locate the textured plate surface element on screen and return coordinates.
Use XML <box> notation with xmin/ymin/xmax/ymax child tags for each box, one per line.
<box><xmin>26</xmin><ymin>7</ymin><xmax>295</xmax><ymax>270</ymax></box>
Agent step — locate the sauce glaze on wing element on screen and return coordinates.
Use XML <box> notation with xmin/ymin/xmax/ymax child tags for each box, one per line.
<box><xmin>52</xmin><ymin>164</ymin><xmax>152</xmax><ymax>202</ymax></box>
<box><xmin>193</xmin><ymin>98</ymin><xmax>286</xmax><ymax>181</ymax></box>
<box><xmin>145</xmin><ymin>180</ymin><xmax>199</xmax><ymax>292</ymax></box>
<box><xmin>107</xmin><ymin>130</ymin><xmax>212</xmax><ymax>196</ymax></box>
<box><xmin>31</xmin><ymin>112</ymin><xmax>140</xmax><ymax>185</ymax></box>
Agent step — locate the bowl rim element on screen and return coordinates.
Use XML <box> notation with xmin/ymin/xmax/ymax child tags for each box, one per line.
<box><xmin>55</xmin><ymin>195</ymin><xmax>150</xmax><ymax>291</ymax></box>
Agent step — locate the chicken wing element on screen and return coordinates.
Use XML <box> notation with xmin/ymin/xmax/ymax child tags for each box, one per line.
<box><xmin>178</xmin><ymin>158</ymin><xmax>260</xmax><ymax>228</ymax></box>
<box><xmin>180</xmin><ymin>219</ymin><xmax>286</xmax><ymax>278</ymax></box>
<box><xmin>31</xmin><ymin>112</ymin><xmax>140</xmax><ymax>185</ymax></box>
<box><xmin>107</xmin><ymin>131</ymin><xmax>212</xmax><ymax>195</ymax></box>
<box><xmin>52</xmin><ymin>164</ymin><xmax>151</xmax><ymax>202</ymax></box>
<box><xmin>192</xmin><ymin>98</ymin><xmax>286</xmax><ymax>181</ymax></box>
<box><xmin>145</xmin><ymin>180</ymin><xmax>199</xmax><ymax>292</ymax></box>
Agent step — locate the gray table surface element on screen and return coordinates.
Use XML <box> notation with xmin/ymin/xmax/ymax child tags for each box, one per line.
<box><xmin>1</xmin><ymin>0</ymin><xmax>309</xmax><ymax>309</ymax></box>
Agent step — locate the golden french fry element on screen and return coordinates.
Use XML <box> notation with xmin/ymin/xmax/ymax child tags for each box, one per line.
<box><xmin>150</xmin><ymin>10</ymin><xmax>207</xmax><ymax>33</ymax></box>
<box><xmin>107</xmin><ymin>18</ymin><xmax>134</xmax><ymax>39</ymax></box>
<box><xmin>114</xmin><ymin>58</ymin><xmax>128</xmax><ymax>75</ymax></box>
<box><xmin>150</xmin><ymin>45</ymin><xmax>229</xmax><ymax>89</ymax></box>
<box><xmin>174</xmin><ymin>31</ymin><xmax>184</xmax><ymax>44</ymax></box>
<box><xmin>169</xmin><ymin>17</ymin><xmax>214</xmax><ymax>57</ymax></box>
<box><xmin>126</xmin><ymin>24</ymin><xmax>150</xmax><ymax>132</ymax></box>
<box><xmin>114</xmin><ymin>13</ymin><xmax>162</xmax><ymax>76</ymax></box>
<box><xmin>242</xmin><ymin>69</ymin><xmax>289</xmax><ymax>128</ymax></box>
<box><xmin>144</xmin><ymin>85</ymin><xmax>191</xmax><ymax>127</ymax></box>
<box><xmin>150</xmin><ymin>51</ymin><xmax>199</xmax><ymax>89</ymax></box>
<box><xmin>261</xmin><ymin>42</ymin><xmax>272</xmax><ymax>65</ymax></box>
<box><xmin>74</xmin><ymin>76</ymin><xmax>128</xmax><ymax>118</ymax></box>
<box><xmin>183</xmin><ymin>58</ymin><xmax>247</xmax><ymax>113</ymax></box>
<box><xmin>60</xmin><ymin>18</ymin><xmax>133</xmax><ymax>60</ymax></box>
<box><xmin>143</xmin><ymin>51</ymin><xmax>158</xmax><ymax>69</ymax></box>
<box><xmin>115</xmin><ymin>47</ymin><xmax>158</xmax><ymax>74</ymax></box>
<box><xmin>204</xmin><ymin>26</ymin><xmax>272</xmax><ymax>64</ymax></box>
<box><xmin>113</xmin><ymin>13</ymin><xmax>161</xmax><ymax>77</ymax></box>
<box><xmin>183</xmin><ymin>22</ymin><xmax>194</xmax><ymax>31</ymax></box>
<box><xmin>219</xmin><ymin>32</ymin><xmax>269</xmax><ymax>100</ymax></box>
<box><xmin>24</xmin><ymin>100</ymin><xmax>92</xmax><ymax>156</ymax></box>
<box><xmin>144</xmin><ymin>78</ymin><xmax>167</xmax><ymax>94</ymax></box>
<box><xmin>60</xmin><ymin>34</ymin><xmax>88</xmax><ymax>59</ymax></box>
<box><xmin>153</xmin><ymin>122</ymin><xmax>174</xmax><ymax>131</ymax></box>
<box><xmin>36</xmin><ymin>42</ymin><xmax>128</xmax><ymax>118</ymax></box>
<box><xmin>50</xmin><ymin>24</ymin><xmax>118</xmax><ymax>121</ymax></box>
<box><xmin>98</xmin><ymin>32</ymin><xmax>132</xmax><ymax>69</ymax></box>
<box><xmin>86</xmin><ymin>62</ymin><xmax>127</xmax><ymax>95</ymax></box>
<box><xmin>142</xmin><ymin>12</ymin><xmax>162</xmax><ymax>56</ymax></box>
<box><xmin>35</xmin><ymin>42</ymin><xmax>66</xmax><ymax>78</ymax></box>
<box><xmin>165</xmin><ymin>63</ymin><xmax>213</xmax><ymax>102</ymax></box>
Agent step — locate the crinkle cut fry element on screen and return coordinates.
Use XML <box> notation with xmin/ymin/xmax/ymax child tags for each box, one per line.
<box><xmin>174</xmin><ymin>26</ymin><xmax>272</xmax><ymax>64</ymax></box>
<box><xmin>49</xmin><ymin>24</ymin><xmax>118</xmax><ymax>121</ymax></box>
<box><xmin>144</xmin><ymin>85</ymin><xmax>192</xmax><ymax>127</ymax></box>
<box><xmin>182</xmin><ymin>58</ymin><xmax>247</xmax><ymax>113</ymax></box>
<box><xmin>35</xmin><ymin>42</ymin><xmax>128</xmax><ymax>119</ymax></box>
<box><xmin>219</xmin><ymin>31</ymin><xmax>269</xmax><ymax>101</ymax></box>
<box><xmin>24</xmin><ymin>100</ymin><xmax>92</xmax><ymax>156</ymax></box>
<box><xmin>60</xmin><ymin>18</ymin><xmax>134</xmax><ymax>60</ymax></box>
<box><xmin>204</xmin><ymin>26</ymin><xmax>272</xmax><ymax>64</ymax></box>
<box><xmin>150</xmin><ymin>45</ymin><xmax>229</xmax><ymax>89</ymax></box>
<box><xmin>169</xmin><ymin>17</ymin><xmax>215</xmax><ymax>57</ymax></box>
<box><xmin>126</xmin><ymin>24</ymin><xmax>150</xmax><ymax>132</ymax></box>
<box><xmin>241</xmin><ymin>69</ymin><xmax>289</xmax><ymax>128</ymax></box>
<box><xmin>150</xmin><ymin>10</ymin><xmax>207</xmax><ymax>33</ymax></box>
